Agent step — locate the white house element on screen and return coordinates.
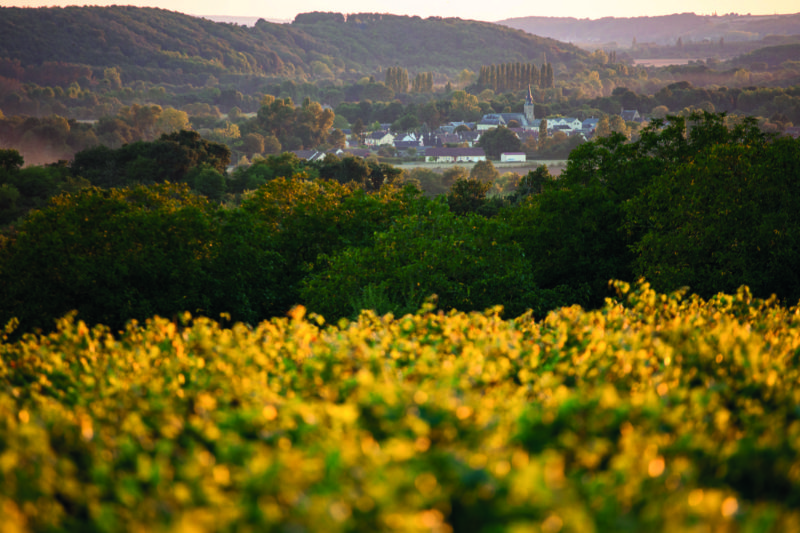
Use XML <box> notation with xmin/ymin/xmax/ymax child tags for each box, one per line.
<box><xmin>547</xmin><ymin>117</ymin><xmax>583</xmax><ymax>132</ymax></box>
<box><xmin>364</xmin><ymin>130</ymin><xmax>395</xmax><ymax>147</ymax></box>
<box><xmin>425</xmin><ymin>147</ymin><xmax>486</xmax><ymax>163</ymax></box>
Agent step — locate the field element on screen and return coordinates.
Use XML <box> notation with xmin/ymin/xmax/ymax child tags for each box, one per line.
<box><xmin>1</xmin><ymin>282</ymin><xmax>800</xmax><ymax>532</ymax></box>
<box><xmin>632</xmin><ymin>59</ymin><xmax>693</xmax><ymax>67</ymax></box>
<box><xmin>398</xmin><ymin>161</ymin><xmax>567</xmax><ymax>176</ymax></box>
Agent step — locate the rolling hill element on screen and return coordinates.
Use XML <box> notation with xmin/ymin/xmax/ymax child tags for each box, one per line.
<box><xmin>496</xmin><ymin>12</ymin><xmax>800</xmax><ymax>49</ymax></box>
<box><xmin>0</xmin><ymin>7</ymin><xmax>590</xmax><ymax>84</ymax></box>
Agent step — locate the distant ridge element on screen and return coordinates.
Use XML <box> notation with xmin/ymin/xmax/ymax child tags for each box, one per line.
<box><xmin>496</xmin><ymin>12</ymin><xmax>800</xmax><ymax>47</ymax></box>
<box><xmin>200</xmin><ymin>15</ymin><xmax>290</xmax><ymax>26</ymax></box>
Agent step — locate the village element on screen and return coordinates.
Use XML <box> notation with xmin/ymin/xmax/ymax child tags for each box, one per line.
<box><xmin>289</xmin><ymin>87</ymin><xmax>644</xmax><ymax>164</ymax></box>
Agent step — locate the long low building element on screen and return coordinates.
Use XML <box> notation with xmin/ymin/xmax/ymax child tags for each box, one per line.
<box><xmin>501</xmin><ymin>152</ymin><xmax>526</xmax><ymax>162</ymax></box>
<box><xmin>425</xmin><ymin>147</ymin><xmax>486</xmax><ymax>163</ymax></box>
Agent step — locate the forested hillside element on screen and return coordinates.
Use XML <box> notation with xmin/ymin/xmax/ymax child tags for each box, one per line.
<box><xmin>0</xmin><ymin>7</ymin><xmax>589</xmax><ymax>84</ymax></box>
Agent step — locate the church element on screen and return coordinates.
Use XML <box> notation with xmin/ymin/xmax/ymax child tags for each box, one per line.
<box><xmin>476</xmin><ymin>87</ymin><xmax>536</xmax><ymax>131</ymax></box>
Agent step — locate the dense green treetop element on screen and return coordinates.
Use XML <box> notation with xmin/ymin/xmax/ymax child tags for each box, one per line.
<box><xmin>625</xmin><ymin>116</ymin><xmax>800</xmax><ymax>303</ymax></box>
<box><xmin>477</xmin><ymin>126</ymin><xmax>523</xmax><ymax>159</ymax></box>
<box><xmin>70</xmin><ymin>130</ymin><xmax>230</xmax><ymax>188</ymax></box>
<box><xmin>0</xmin><ymin>183</ymin><xmax>284</xmax><ymax>332</ymax></box>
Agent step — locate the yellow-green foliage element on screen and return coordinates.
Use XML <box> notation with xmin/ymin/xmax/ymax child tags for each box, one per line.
<box><xmin>2</xmin><ymin>282</ymin><xmax>800</xmax><ymax>532</ymax></box>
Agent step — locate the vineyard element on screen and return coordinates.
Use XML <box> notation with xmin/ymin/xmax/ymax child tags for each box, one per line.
<box><xmin>2</xmin><ymin>281</ymin><xmax>800</xmax><ymax>532</ymax></box>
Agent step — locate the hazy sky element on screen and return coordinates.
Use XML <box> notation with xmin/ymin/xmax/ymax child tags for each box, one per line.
<box><xmin>3</xmin><ymin>0</ymin><xmax>798</xmax><ymax>21</ymax></box>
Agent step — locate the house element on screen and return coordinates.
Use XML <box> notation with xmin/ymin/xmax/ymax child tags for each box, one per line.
<box><xmin>476</xmin><ymin>113</ymin><xmax>533</xmax><ymax>131</ymax></box>
<box><xmin>441</xmin><ymin>121</ymin><xmax>475</xmax><ymax>133</ymax></box>
<box><xmin>290</xmin><ymin>150</ymin><xmax>326</xmax><ymax>161</ymax></box>
<box><xmin>547</xmin><ymin>117</ymin><xmax>583</xmax><ymax>132</ymax></box>
<box><xmin>459</xmin><ymin>131</ymin><xmax>481</xmax><ymax>146</ymax></box>
<box><xmin>435</xmin><ymin>133</ymin><xmax>462</xmax><ymax>145</ymax></box>
<box><xmin>621</xmin><ymin>109</ymin><xmax>642</xmax><ymax>122</ymax></box>
<box><xmin>394</xmin><ymin>140</ymin><xmax>423</xmax><ymax>153</ymax></box>
<box><xmin>501</xmin><ymin>153</ymin><xmax>526</xmax><ymax>162</ymax></box>
<box><xmin>396</xmin><ymin>132</ymin><xmax>420</xmax><ymax>143</ymax></box>
<box><xmin>425</xmin><ymin>147</ymin><xmax>486</xmax><ymax>163</ymax></box>
<box><xmin>582</xmin><ymin>118</ymin><xmax>599</xmax><ymax>131</ymax></box>
<box><xmin>516</xmin><ymin>130</ymin><xmax>539</xmax><ymax>143</ymax></box>
<box><xmin>476</xmin><ymin>115</ymin><xmax>506</xmax><ymax>131</ymax></box>
<box><xmin>364</xmin><ymin>130</ymin><xmax>395</xmax><ymax>147</ymax></box>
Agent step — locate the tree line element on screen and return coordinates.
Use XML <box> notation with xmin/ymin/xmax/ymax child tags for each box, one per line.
<box><xmin>2</xmin><ymin>112</ymin><xmax>799</xmax><ymax>338</ymax></box>
<box><xmin>475</xmin><ymin>62</ymin><xmax>554</xmax><ymax>92</ymax></box>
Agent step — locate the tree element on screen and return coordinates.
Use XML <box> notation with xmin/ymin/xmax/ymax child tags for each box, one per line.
<box><xmin>441</xmin><ymin>166</ymin><xmax>469</xmax><ymax>189</ymax></box>
<box><xmin>594</xmin><ymin>115</ymin><xmax>611</xmax><ymax>137</ymax></box>
<box><xmin>626</xmin><ymin>115</ymin><xmax>800</xmax><ymax>302</ymax></box>
<box><xmin>412</xmin><ymin>72</ymin><xmax>434</xmax><ymax>93</ymax></box>
<box><xmin>405</xmin><ymin>167</ymin><xmax>445</xmax><ymax>196</ymax></box>
<box><xmin>351</xmin><ymin>118</ymin><xmax>365</xmax><ymax>145</ymax></box>
<box><xmin>242</xmin><ymin>132</ymin><xmax>265</xmax><ymax>157</ymax></box>
<box><xmin>263</xmin><ymin>134</ymin><xmax>282</xmax><ymax>155</ymax></box>
<box><xmin>377</xmin><ymin>145</ymin><xmax>396</xmax><ymax>158</ymax></box>
<box><xmin>367</xmin><ymin>160</ymin><xmax>403</xmax><ymax>191</ymax></box>
<box><xmin>610</xmin><ymin>115</ymin><xmax>630</xmax><ymax>139</ymax></box>
<box><xmin>448</xmin><ymin>178</ymin><xmax>491</xmax><ymax>215</ymax></box>
<box><xmin>71</xmin><ymin>130</ymin><xmax>230</xmax><ymax>189</ymax></box>
<box><xmin>0</xmin><ymin>183</ymin><xmax>285</xmax><ymax>333</ymax></box>
<box><xmin>118</xmin><ymin>104</ymin><xmax>162</xmax><ymax>141</ymax></box>
<box><xmin>539</xmin><ymin>119</ymin><xmax>548</xmax><ymax>143</ymax></box>
<box><xmin>457</xmin><ymin>69</ymin><xmax>474</xmax><ymax>88</ymax></box>
<box><xmin>242</xmin><ymin>177</ymin><xmax>421</xmax><ymax>311</ymax></box>
<box><xmin>385</xmin><ymin>67</ymin><xmax>409</xmax><ymax>93</ymax></box>
<box><xmin>391</xmin><ymin>114</ymin><xmax>420</xmax><ymax>132</ymax></box>
<box><xmin>449</xmin><ymin>90</ymin><xmax>481</xmax><ymax>122</ymax></box>
<box><xmin>249</xmin><ymin>96</ymin><xmax>333</xmax><ymax>150</ymax></box>
<box><xmin>317</xmin><ymin>154</ymin><xmax>372</xmax><ymax>188</ymax></box>
<box><xmin>516</xmin><ymin>165</ymin><xmax>552</xmax><ymax>197</ymax></box>
<box><xmin>228</xmin><ymin>152</ymin><xmax>311</xmax><ymax>193</ymax></box>
<box><xmin>301</xmin><ymin>199</ymin><xmax>535</xmax><ymax>319</ymax></box>
<box><xmin>155</xmin><ymin>107</ymin><xmax>190</xmax><ymax>137</ymax></box>
<box><xmin>478</xmin><ymin>126</ymin><xmax>521</xmax><ymax>159</ymax></box>
<box><xmin>470</xmin><ymin>160</ymin><xmax>500</xmax><ymax>184</ymax></box>
<box><xmin>522</xmin><ymin>134</ymin><xmax>538</xmax><ymax>156</ymax></box>
<box><xmin>186</xmin><ymin>165</ymin><xmax>226</xmax><ymax>201</ymax></box>
<box><xmin>0</xmin><ymin>148</ymin><xmax>24</xmax><ymax>172</ymax></box>
<box><xmin>327</xmin><ymin>128</ymin><xmax>347</xmax><ymax>150</ymax></box>
<box><xmin>503</xmin><ymin>182</ymin><xmax>629</xmax><ymax>310</ymax></box>
<box><xmin>650</xmin><ymin>105</ymin><xmax>669</xmax><ymax>119</ymax></box>
<box><xmin>541</xmin><ymin>63</ymin><xmax>554</xmax><ymax>88</ymax></box>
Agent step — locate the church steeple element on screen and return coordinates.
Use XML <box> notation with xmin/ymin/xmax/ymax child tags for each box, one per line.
<box><xmin>524</xmin><ymin>85</ymin><xmax>535</xmax><ymax>123</ymax></box>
